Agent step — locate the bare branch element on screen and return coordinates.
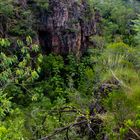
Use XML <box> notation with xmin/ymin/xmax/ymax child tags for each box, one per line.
<box><xmin>39</xmin><ymin>120</ymin><xmax>87</xmax><ymax>140</ymax></box>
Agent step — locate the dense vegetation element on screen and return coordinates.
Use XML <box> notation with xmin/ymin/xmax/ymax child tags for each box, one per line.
<box><xmin>0</xmin><ymin>0</ymin><xmax>140</xmax><ymax>139</ymax></box>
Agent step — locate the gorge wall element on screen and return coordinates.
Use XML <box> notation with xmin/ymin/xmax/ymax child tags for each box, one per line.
<box><xmin>36</xmin><ymin>0</ymin><xmax>100</xmax><ymax>55</ymax></box>
<box><xmin>0</xmin><ymin>0</ymin><xmax>101</xmax><ymax>55</ymax></box>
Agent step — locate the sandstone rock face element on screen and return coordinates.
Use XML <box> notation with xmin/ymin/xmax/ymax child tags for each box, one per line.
<box><xmin>37</xmin><ymin>0</ymin><xmax>100</xmax><ymax>55</ymax></box>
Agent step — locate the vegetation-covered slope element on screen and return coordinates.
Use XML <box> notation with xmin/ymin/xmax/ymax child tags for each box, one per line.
<box><xmin>0</xmin><ymin>0</ymin><xmax>140</xmax><ymax>140</ymax></box>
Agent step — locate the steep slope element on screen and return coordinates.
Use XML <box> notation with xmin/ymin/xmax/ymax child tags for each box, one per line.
<box><xmin>0</xmin><ymin>0</ymin><xmax>101</xmax><ymax>55</ymax></box>
<box><xmin>36</xmin><ymin>0</ymin><xmax>100</xmax><ymax>55</ymax></box>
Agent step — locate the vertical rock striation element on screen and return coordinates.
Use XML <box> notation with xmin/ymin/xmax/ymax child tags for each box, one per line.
<box><xmin>37</xmin><ymin>0</ymin><xmax>100</xmax><ymax>56</ymax></box>
<box><xmin>0</xmin><ymin>0</ymin><xmax>100</xmax><ymax>55</ymax></box>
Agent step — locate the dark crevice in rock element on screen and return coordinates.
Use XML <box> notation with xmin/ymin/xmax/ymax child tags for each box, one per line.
<box><xmin>38</xmin><ymin>30</ymin><xmax>52</xmax><ymax>54</ymax></box>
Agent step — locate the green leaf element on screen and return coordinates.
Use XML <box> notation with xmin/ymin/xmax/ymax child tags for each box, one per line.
<box><xmin>26</xmin><ymin>36</ymin><xmax>32</xmax><ymax>45</ymax></box>
<box><xmin>32</xmin><ymin>44</ymin><xmax>39</xmax><ymax>52</ymax></box>
<box><xmin>31</xmin><ymin>70</ymin><xmax>39</xmax><ymax>80</ymax></box>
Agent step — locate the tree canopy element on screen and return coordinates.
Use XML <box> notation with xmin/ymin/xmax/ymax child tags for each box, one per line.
<box><xmin>0</xmin><ymin>0</ymin><xmax>140</xmax><ymax>140</ymax></box>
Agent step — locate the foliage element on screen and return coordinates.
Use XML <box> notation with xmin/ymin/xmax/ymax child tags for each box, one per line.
<box><xmin>93</xmin><ymin>0</ymin><xmax>137</xmax><ymax>45</ymax></box>
<box><xmin>0</xmin><ymin>0</ymin><xmax>14</xmax><ymax>16</ymax></box>
<box><xmin>133</xmin><ymin>14</ymin><xmax>140</xmax><ymax>45</ymax></box>
<box><xmin>0</xmin><ymin>37</ymin><xmax>42</xmax><ymax>139</ymax></box>
<box><xmin>34</xmin><ymin>0</ymin><xmax>49</xmax><ymax>10</ymax></box>
<box><xmin>93</xmin><ymin>41</ymin><xmax>140</xmax><ymax>139</ymax></box>
<box><xmin>0</xmin><ymin>0</ymin><xmax>140</xmax><ymax>140</ymax></box>
<box><xmin>0</xmin><ymin>0</ymin><xmax>35</xmax><ymax>37</ymax></box>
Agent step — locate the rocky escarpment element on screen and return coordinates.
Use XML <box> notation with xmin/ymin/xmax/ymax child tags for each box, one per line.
<box><xmin>0</xmin><ymin>0</ymin><xmax>100</xmax><ymax>55</ymax></box>
<box><xmin>35</xmin><ymin>0</ymin><xmax>101</xmax><ymax>55</ymax></box>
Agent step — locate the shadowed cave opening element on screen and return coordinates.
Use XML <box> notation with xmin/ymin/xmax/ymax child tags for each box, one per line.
<box><xmin>38</xmin><ymin>30</ymin><xmax>52</xmax><ymax>54</ymax></box>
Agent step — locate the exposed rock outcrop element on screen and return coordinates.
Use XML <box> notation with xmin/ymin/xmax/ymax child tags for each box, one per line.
<box><xmin>0</xmin><ymin>0</ymin><xmax>101</xmax><ymax>55</ymax></box>
<box><xmin>36</xmin><ymin>0</ymin><xmax>100</xmax><ymax>55</ymax></box>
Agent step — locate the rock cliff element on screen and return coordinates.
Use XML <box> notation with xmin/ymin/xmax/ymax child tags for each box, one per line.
<box><xmin>36</xmin><ymin>0</ymin><xmax>100</xmax><ymax>55</ymax></box>
<box><xmin>0</xmin><ymin>0</ymin><xmax>101</xmax><ymax>55</ymax></box>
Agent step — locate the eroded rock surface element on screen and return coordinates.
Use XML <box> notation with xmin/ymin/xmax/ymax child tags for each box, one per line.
<box><xmin>37</xmin><ymin>0</ymin><xmax>100</xmax><ymax>55</ymax></box>
<box><xmin>0</xmin><ymin>0</ymin><xmax>100</xmax><ymax>55</ymax></box>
